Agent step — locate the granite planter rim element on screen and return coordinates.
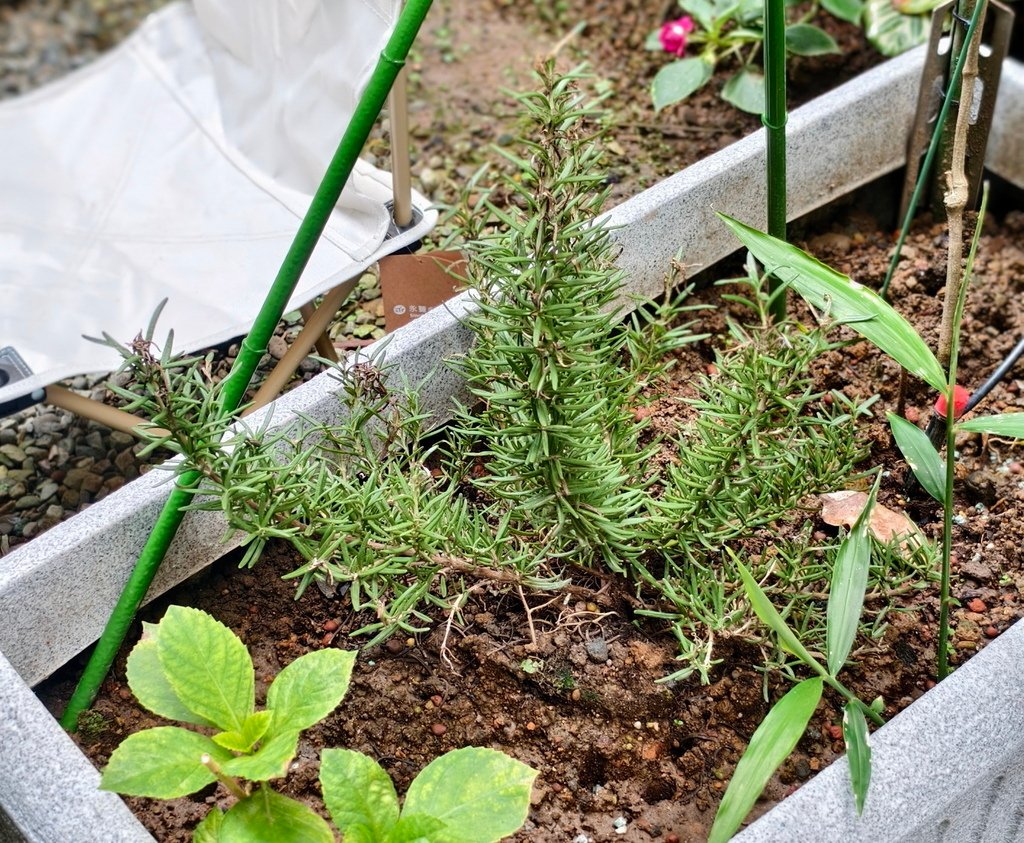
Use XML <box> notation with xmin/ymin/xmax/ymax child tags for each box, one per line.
<box><xmin>2</xmin><ymin>49</ymin><xmax>1024</xmax><ymax>842</ymax></box>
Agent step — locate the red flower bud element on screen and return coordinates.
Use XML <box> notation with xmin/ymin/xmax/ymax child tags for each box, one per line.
<box><xmin>934</xmin><ymin>385</ymin><xmax>971</xmax><ymax>420</ymax></box>
<box><xmin>659</xmin><ymin>16</ymin><xmax>695</xmax><ymax>57</ymax></box>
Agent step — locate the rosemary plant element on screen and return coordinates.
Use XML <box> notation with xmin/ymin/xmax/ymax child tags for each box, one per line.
<box><xmin>449</xmin><ymin>60</ymin><xmax>699</xmax><ymax>573</ymax></box>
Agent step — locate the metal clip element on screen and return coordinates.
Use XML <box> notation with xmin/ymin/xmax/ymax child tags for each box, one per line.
<box><xmin>899</xmin><ymin>0</ymin><xmax>1014</xmax><ymax>221</ymax></box>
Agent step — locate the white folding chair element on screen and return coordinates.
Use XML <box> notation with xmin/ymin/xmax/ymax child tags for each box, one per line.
<box><xmin>0</xmin><ymin>0</ymin><xmax>435</xmax><ymax>430</ymax></box>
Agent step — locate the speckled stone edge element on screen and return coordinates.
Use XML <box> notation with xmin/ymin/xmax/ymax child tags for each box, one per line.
<box><xmin>1</xmin><ymin>49</ymin><xmax>1023</xmax><ymax>843</ymax></box>
<box><xmin>0</xmin><ymin>649</ymin><xmax>152</xmax><ymax>842</ymax></box>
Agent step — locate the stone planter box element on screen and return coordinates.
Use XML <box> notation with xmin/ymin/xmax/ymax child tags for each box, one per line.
<box><xmin>2</xmin><ymin>47</ymin><xmax>1024</xmax><ymax>842</ymax></box>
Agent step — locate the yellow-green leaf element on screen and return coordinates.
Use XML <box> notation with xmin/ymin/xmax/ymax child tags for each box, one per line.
<box><xmin>843</xmin><ymin>701</ymin><xmax>873</xmax><ymax>814</ymax></box>
<box><xmin>888</xmin><ymin>413</ymin><xmax>944</xmax><ymax>502</ymax></box>
<box><xmin>959</xmin><ymin>413</ymin><xmax>1024</xmax><ymax>439</ymax></box>
<box><xmin>736</xmin><ymin>559</ymin><xmax>825</xmax><ymax>673</ymax></box>
<box><xmin>826</xmin><ymin>474</ymin><xmax>879</xmax><ymax>675</ymax></box>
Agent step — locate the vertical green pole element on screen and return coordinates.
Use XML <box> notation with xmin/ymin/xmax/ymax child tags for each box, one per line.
<box><xmin>60</xmin><ymin>0</ymin><xmax>435</xmax><ymax>731</ymax></box>
<box><xmin>763</xmin><ymin>0</ymin><xmax>787</xmax><ymax>322</ymax></box>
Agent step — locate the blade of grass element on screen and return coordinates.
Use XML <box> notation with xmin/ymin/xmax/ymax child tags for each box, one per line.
<box><xmin>718</xmin><ymin>214</ymin><xmax>946</xmax><ymax>393</ymax></box>
<box><xmin>888</xmin><ymin>413</ymin><xmax>945</xmax><ymax>502</ymax></box>
<box><xmin>826</xmin><ymin>473</ymin><xmax>880</xmax><ymax>675</ymax></box>
<box><xmin>708</xmin><ymin>677</ymin><xmax>823</xmax><ymax>843</ymax></box>
<box><xmin>958</xmin><ymin>413</ymin><xmax>1024</xmax><ymax>438</ymax></box>
<box><xmin>843</xmin><ymin>701</ymin><xmax>872</xmax><ymax>814</ymax></box>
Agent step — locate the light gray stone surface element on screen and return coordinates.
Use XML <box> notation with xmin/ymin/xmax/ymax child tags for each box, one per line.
<box><xmin>0</xmin><ymin>651</ymin><xmax>152</xmax><ymax>842</ymax></box>
<box><xmin>989</xmin><ymin>57</ymin><xmax>1024</xmax><ymax>187</ymax></box>
<box><xmin>735</xmin><ymin>618</ymin><xmax>1024</xmax><ymax>842</ymax></box>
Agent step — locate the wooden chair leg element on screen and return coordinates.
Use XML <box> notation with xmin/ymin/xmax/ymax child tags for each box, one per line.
<box><xmin>243</xmin><ymin>278</ymin><xmax>357</xmax><ymax>416</ymax></box>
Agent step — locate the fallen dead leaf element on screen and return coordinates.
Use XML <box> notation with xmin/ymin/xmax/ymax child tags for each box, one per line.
<box><xmin>820</xmin><ymin>490</ymin><xmax>925</xmax><ymax>550</ymax></box>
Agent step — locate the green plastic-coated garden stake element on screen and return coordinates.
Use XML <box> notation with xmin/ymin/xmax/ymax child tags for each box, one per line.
<box><xmin>879</xmin><ymin>0</ymin><xmax>987</xmax><ymax>300</ymax></box>
<box><xmin>59</xmin><ymin>0</ymin><xmax>435</xmax><ymax>732</ymax></box>
<box><xmin>763</xmin><ymin>0</ymin><xmax>787</xmax><ymax>322</ymax></box>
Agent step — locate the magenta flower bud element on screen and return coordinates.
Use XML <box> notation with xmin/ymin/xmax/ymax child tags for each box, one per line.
<box><xmin>659</xmin><ymin>16</ymin><xmax>695</xmax><ymax>57</ymax></box>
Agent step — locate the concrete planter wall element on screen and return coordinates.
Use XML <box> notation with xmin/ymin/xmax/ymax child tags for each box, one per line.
<box><xmin>2</xmin><ymin>47</ymin><xmax>1024</xmax><ymax>842</ymax></box>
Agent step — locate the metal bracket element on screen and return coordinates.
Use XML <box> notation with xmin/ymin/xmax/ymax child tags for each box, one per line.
<box><xmin>899</xmin><ymin>0</ymin><xmax>1014</xmax><ymax>221</ymax></box>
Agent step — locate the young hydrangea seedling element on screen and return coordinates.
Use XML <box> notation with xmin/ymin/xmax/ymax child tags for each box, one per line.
<box><xmin>99</xmin><ymin>606</ymin><xmax>537</xmax><ymax>842</ymax></box>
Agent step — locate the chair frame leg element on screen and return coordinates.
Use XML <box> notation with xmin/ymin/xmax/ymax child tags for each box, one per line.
<box><xmin>44</xmin><ymin>385</ymin><xmax>168</xmax><ymax>438</ymax></box>
<box><xmin>243</xmin><ymin>278</ymin><xmax>358</xmax><ymax>416</ymax></box>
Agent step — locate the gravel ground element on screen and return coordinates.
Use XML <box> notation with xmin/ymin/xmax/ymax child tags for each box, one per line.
<box><xmin>0</xmin><ymin>0</ymin><xmax>398</xmax><ymax>553</ymax></box>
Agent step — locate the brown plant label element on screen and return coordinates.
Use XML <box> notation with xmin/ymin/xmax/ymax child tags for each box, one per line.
<box><xmin>820</xmin><ymin>490</ymin><xmax>924</xmax><ymax>550</ymax></box>
<box><xmin>380</xmin><ymin>251</ymin><xmax>465</xmax><ymax>332</ymax></box>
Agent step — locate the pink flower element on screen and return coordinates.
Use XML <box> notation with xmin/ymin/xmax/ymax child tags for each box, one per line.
<box><xmin>934</xmin><ymin>385</ymin><xmax>971</xmax><ymax>420</ymax></box>
<box><xmin>659</xmin><ymin>16</ymin><xmax>695</xmax><ymax>57</ymax></box>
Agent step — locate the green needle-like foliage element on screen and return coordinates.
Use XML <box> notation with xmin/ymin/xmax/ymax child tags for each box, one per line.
<box><xmin>450</xmin><ymin>61</ymin><xmax>689</xmax><ymax>571</ymax></box>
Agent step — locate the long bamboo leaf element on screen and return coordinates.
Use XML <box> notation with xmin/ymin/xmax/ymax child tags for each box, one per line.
<box><xmin>708</xmin><ymin>678</ymin><xmax>823</xmax><ymax>843</ymax></box>
<box><xmin>888</xmin><ymin>413</ymin><xmax>944</xmax><ymax>502</ymax></box>
<box><xmin>959</xmin><ymin>413</ymin><xmax>1024</xmax><ymax>438</ymax></box>
<box><xmin>736</xmin><ymin>559</ymin><xmax>824</xmax><ymax>672</ymax></box>
<box><xmin>826</xmin><ymin>474</ymin><xmax>879</xmax><ymax>675</ymax></box>
<box><xmin>718</xmin><ymin>214</ymin><xmax>946</xmax><ymax>392</ymax></box>
<box><xmin>843</xmin><ymin>701</ymin><xmax>872</xmax><ymax>814</ymax></box>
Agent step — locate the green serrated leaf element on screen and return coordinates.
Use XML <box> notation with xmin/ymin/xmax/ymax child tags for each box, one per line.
<box><xmin>821</xmin><ymin>0</ymin><xmax>863</xmax><ymax>24</ymax></box>
<box><xmin>785</xmin><ymin>23</ymin><xmax>840</xmax><ymax>55</ymax></box>
<box><xmin>959</xmin><ymin>413</ymin><xmax>1024</xmax><ymax>438</ymax></box>
<box><xmin>888</xmin><ymin>413</ymin><xmax>945</xmax><ymax>502</ymax></box>
<box><xmin>156</xmin><ymin>606</ymin><xmax>254</xmax><ymax>733</ymax></box>
<box><xmin>718</xmin><ymin>214</ymin><xmax>946</xmax><ymax>393</ymax></box>
<box><xmin>100</xmin><ymin>727</ymin><xmax>231</xmax><ymax>799</ymax></box>
<box><xmin>652</xmin><ymin>58</ymin><xmax>713</xmax><ymax>112</ymax></box>
<box><xmin>221</xmin><ymin>731</ymin><xmax>299</xmax><ymax>782</ymax></box>
<box><xmin>843</xmin><ymin>701</ymin><xmax>873</xmax><ymax>814</ymax></box>
<box><xmin>213</xmin><ymin>710</ymin><xmax>272</xmax><ymax>754</ymax></box>
<box><xmin>320</xmin><ymin>748</ymin><xmax>401</xmax><ymax>839</ymax></box>
<box><xmin>219</xmin><ymin>786</ymin><xmax>334</xmax><ymax>843</ymax></box>
<box><xmin>266</xmin><ymin>649</ymin><xmax>355</xmax><ymax>740</ymax></box>
<box><xmin>736</xmin><ymin>558</ymin><xmax>825</xmax><ymax>672</ymax></box>
<box><xmin>864</xmin><ymin>0</ymin><xmax>930</xmax><ymax>56</ymax></box>
<box><xmin>709</xmin><ymin>678</ymin><xmax>823</xmax><ymax>843</ymax></box>
<box><xmin>194</xmin><ymin>807</ymin><xmax>225</xmax><ymax>843</ymax></box>
<box><xmin>721</xmin><ymin>67</ymin><xmax>765</xmax><ymax>114</ymax></box>
<box><xmin>125</xmin><ymin>638</ymin><xmax>215</xmax><ymax>727</ymax></box>
<box><xmin>826</xmin><ymin>474</ymin><xmax>879</xmax><ymax>675</ymax></box>
<box><xmin>402</xmin><ymin>747</ymin><xmax>538</xmax><ymax>843</ymax></box>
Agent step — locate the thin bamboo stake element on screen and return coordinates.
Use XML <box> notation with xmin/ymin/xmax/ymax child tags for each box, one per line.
<box><xmin>59</xmin><ymin>0</ymin><xmax>435</xmax><ymax>731</ymax></box>
<box><xmin>763</xmin><ymin>0</ymin><xmax>788</xmax><ymax>322</ymax></box>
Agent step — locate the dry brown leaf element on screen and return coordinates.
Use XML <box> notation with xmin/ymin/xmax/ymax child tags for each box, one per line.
<box><xmin>819</xmin><ymin>490</ymin><xmax>925</xmax><ymax>549</ymax></box>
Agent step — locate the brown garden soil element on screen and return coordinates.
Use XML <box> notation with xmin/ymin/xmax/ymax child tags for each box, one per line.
<box><xmin>396</xmin><ymin>0</ymin><xmax>883</xmax><ymax>210</ymax></box>
<box><xmin>38</xmin><ymin>199</ymin><xmax>1024</xmax><ymax>842</ymax></box>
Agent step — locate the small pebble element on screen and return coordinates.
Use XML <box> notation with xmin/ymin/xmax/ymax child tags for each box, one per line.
<box><xmin>585</xmin><ymin>637</ymin><xmax>610</xmax><ymax>663</ymax></box>
<box><xmin>430</xmin><ymin>723</ymin><xmax>447</xmax><ymax>736</ymax></box>
<box><xmin>323</xmin><ymin>619</ymin><xmax>339</xmax><ymax>632</ymax></box>
<box><xmin>967</xmin><ymin>598</ymin><xmax>987</xmax><ymax>613</ymax></box>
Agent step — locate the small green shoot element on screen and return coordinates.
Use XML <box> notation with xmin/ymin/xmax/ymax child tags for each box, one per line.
<box><xmin>100</xmin><ymin>607</ymin><xmax>536</xmax><ymax>842</ymax></box>
<box><xmin>710</xmin><ymin>478</ymin><xmax>882</xmax><ymax>840</ymax></box>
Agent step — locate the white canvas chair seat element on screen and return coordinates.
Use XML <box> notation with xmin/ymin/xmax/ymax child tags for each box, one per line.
<box><xmin>0</xmin><ymin>0</ymin><xmax>435</xmax><ymax>412</ymax></box>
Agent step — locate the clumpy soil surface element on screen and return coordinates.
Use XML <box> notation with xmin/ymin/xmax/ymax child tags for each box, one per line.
<box><xmin>40</xmin><ymin>203</ymin><xmax>1024</xmax><ymax>842</ymax></box>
